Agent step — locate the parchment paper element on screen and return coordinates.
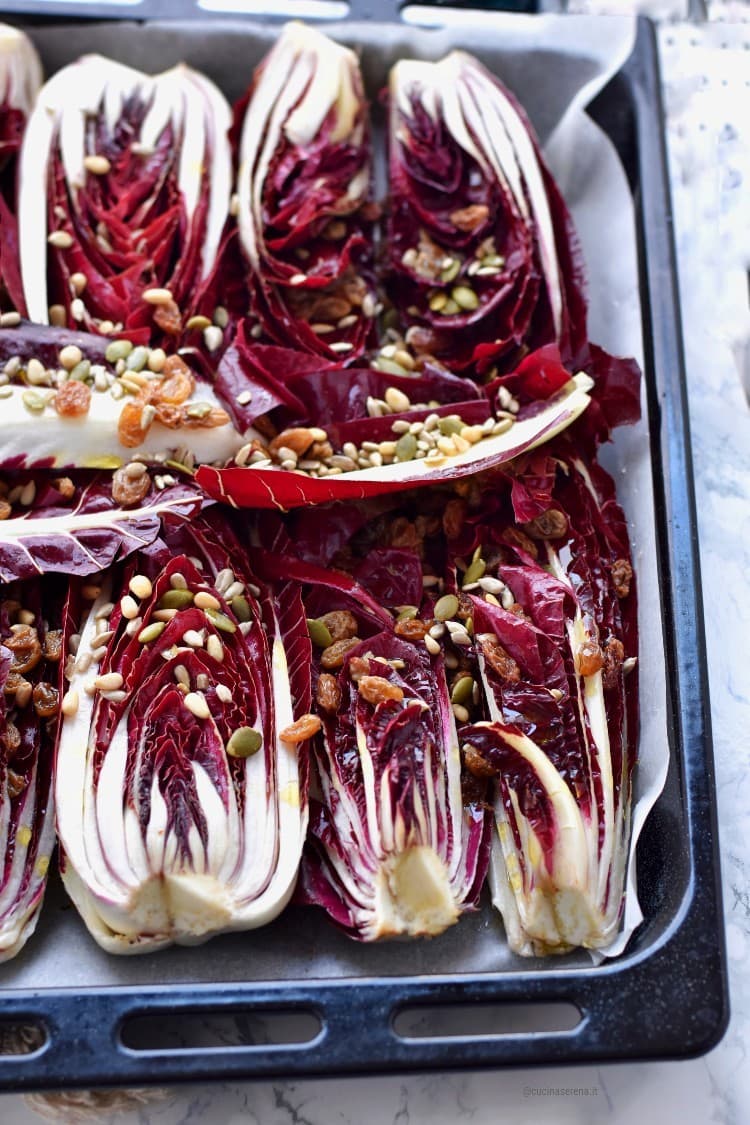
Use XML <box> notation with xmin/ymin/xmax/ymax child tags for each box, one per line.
<box><xmin>0</xmin><ymin>13</ymin><xmax>670</xmax><ymax>989</ymax></box>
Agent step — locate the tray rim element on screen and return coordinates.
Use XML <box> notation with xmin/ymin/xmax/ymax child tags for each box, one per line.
<box><xmin>0</xmin><ymin>11</ymin><xmax>729</xmax><ymax>1088</ymax></box>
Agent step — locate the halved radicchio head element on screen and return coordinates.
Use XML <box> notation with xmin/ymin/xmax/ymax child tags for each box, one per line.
<box><xmin>55</xmin><ymin>511</ymin><xmax>312</xmax><ymax>953</ymax></box>
<box><xmin>455</xmin><ymin>448</ymin><xmax>638</xmax><ymax>954</ymax></box>
<box><xmin>0</xmin><ymin>575</ymin><xmax>66</xmax><ymax>961</ymax></box>
<box><xmin>273</xmin><ymin>554</ymin><xmax>490</xmax><ymax>940</ymax></box>
<box><xmin>387</xmin><ymin>51</ymin><xmax>588</xmax><ymax>377</ymax></box>
<box><xmin>235</xmin><ymin>22</ymin><xmax>378</xmax><ymax>360</ymax></box>
<box><xmin>0</xmin><ymin>322</ymin><xmax>248</xmax><ymax>470</ymax></box>
<box><xmin>17</xmin><ymin>54</ymin><xmax>232</xmax><ymax>344</ymax></box>
<box><xmin>0</xmin><ymin>25</ymin><xmax>42</xmax><ymax>314</ymax></box>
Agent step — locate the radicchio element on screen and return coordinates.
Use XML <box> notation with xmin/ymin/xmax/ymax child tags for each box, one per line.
<box><xmin>17</xmin><ymin>54</ymin><xmax>232</xmax><ymax>343</ymax></box>
<box><xmin>0</xmin><ymin>25</ymin><xmax>41</xmax><ymax>314</ymax></box>
<box><xmin>458</xmin><ymin>451</ymin><xmax>638</xmax><ymax>954</ymax></box>
<box><xmin>55</xmin><ymin>512</ymin><xmax>311</xmax><ymax>952</ymax></box>
<box><xmin>273</xmin><ymin>556</ymin><xmax>490</xmax><ymax>940</ymax></box>
<box><xmin>235</xmin><ymin>22</ymin><xmax>378</xmax><ymax>360</ymax></box>
<box><xmin>0</xmin><ymin>577</ymin><xmax>65</xmax><ymax>961</ymax></box>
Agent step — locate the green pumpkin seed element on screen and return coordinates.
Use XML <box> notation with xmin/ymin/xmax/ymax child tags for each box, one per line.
<box><xmin>205</xmin><ymin>608</ymin><xmax>237</xmax><ymax>634</ymax></box>
<box><xmin>434</xmin><ymin>594</ymin><xmax>459</xmax><ymax>622</ymax></box>
<box><xmin>463</xmin><ymin>559</ymin><xmax>486</xmax><ymax>586</ymax></box>
<box><xmin>374</xmin><ymin>358</ymin><xmax>409</xmax><ymax>377</ymax></box>
<box><xmin>451</xmin><ymin>675</ymin><xmax>474</xmax><ymax>705</ymax></box>
<box><xmin>231</xmin><ymin>595</ymin><xmax>252</xmax><ymax>622</ymax></box>
<box><xmin>158</xmin><ymin>589</ymin><xmax>195</xmax><ymax>610</ymax></box>
<box><xmin>440</xmin><ymin>258</ymin><xmax>461</xmax><ymax>283</ymax></box>
<box><xmin>428</xmin><ymin>292</ymin><xmax>447</xmax><ymax>312</ymax></box>
<box><xmin>452</xmin><ymin>286</ymin><xmax>479</xmax><ymax>311</ymax></box>
<box><xmin>69</xmin><ymin>359</ymin><xmax>91</xmax><ymax>382</ymax></box>
<box><xmin>442</xmin><ymin>299</ymin><xmax>460</xmax><ymax>316</ymax></box>
<box><xmin>395</xmin><ymin>432</ymin><xmax>418</xmax><ymax>461</ymax></box>
<box><xmin>227</xmin><ymin>726</ymin><xmax>263</xmax><ymax>758</ymax></box>
<box><xmin>308</xmin><ymin>618</ymin><xmax>333</xmax><ymax>648</ymax></box>
<box><xmin>105</xmin><ymin>339</ymin><xmax>133</xmax><ymax>364</ymax></box>
<box><xmin>396</xmin><ymin>605</ymin><xmax>419</xmax><ymax>622</ymax></box>
<box><xmin>438</xmin><ymin>416</ymin><xmax>463</xmax><ymax>437</ymax></box>
<box><xmin>138</xmin><ymin>621</ymin><xmax>166</xmax><ymax>644</ymax></box>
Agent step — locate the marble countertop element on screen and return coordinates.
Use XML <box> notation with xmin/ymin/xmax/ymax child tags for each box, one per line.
<box><xmin>2</xmin><ymin>7</ymin><xmax>749</xmax><ymax>1124</ymax></box>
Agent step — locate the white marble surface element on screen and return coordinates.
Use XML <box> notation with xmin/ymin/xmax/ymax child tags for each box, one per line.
<box><xmin>2</xmin><ymin>9</ymin><xmax>749</xmax><ymax>1125</ymax></box>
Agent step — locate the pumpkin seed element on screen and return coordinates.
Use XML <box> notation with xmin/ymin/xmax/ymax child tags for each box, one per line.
<box><xmin>205</xmin><ymin>608</ymin><xmax>237</xmax><ymax>634</ymax></box>
<box><xmin>138</xmin><ymin>621</ymin><xmax>166</xmax><ymax>644</ymax></box>
<box><xmin>452</xmin><ymin>286</ymin><xmax>479</xmax><ymax>311</ymax></box>
<box><xmin>395</xmin><ymin>432</ymin><xmax>418</xmax><ymax>461</ymax></box>
<box><xmin>308</xmin><ymin>618</ymin><xmax>333</xmax><ymax>648</ymax></box>
<box><xmin>396</xmin><ymin>605</ymin><xmax>419</xmax><ymax>622</ymax></box>
<box><xmin>463</xmin><ymin>558</ymin><xmax>486</xmax><ymax>586</ymax></box>
<box><xmin>434</xmin><ymin>594</ymin><xmax>459</xmax><ymax>621</ymax></box>
<box><xmin>438</xmin><ymin>416</ymin><xmax>463</xmax><ymax>437</ymax></box>
<box><xmin>158</xmin><ymin>589</ymin><xmax>194</xmax><ymax>610</ymax></box>
<box><xmin>226</xmin><ymin>727</ymin><xmax>263</xmax><ymax>759</ymax></box>
<box><xmin>451</xmin><ymin>676</ymin><xmax>474</xmax><ymax>705</ymax></box>
<box><xmin>105</xmin><ymin>339</ymin><xmax>133</xmax><ymax>364</ymax></box>
<box><xmin>230</xmin><ymin>595</ymin><xmax>252</xmax><ymax>623</ymax></box>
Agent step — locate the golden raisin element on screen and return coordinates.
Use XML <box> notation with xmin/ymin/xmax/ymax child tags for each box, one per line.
<box><xmin>481</xmin><ymin>636</ymin><xmax>521</xmax><ymax>683</ymax></box>
<box><xmin>53</xmin><ymin>476</ymin><xmax>76</xmax><ymax>499</ymax></box>
<box><xmin>6</xmin><ymin>770</ymin><xmax>26</xmax><ymax>799</ymax></box>
<box><xmin>462</xmin><ymin>744</ymin><xmax>498</xmax><ymax>780</ymax></box>
<box><xmin>501</xmin><ymin>527</ymin><xmax>538</xmax><ymax>559</ymax></box>
<box><xmin>0</xmin><ymin>719</ymin><xmax>20</xmax><ymax>753</ymax></box>
<box><xmin>32</xmin><ymin>681</ymin><xmax>59</xmax><ymax>718</ymax></box>
<box><xmin>576</xmin><ymin>640</ymin><xmax>604</xmax><ymax>678</ymax></box>
<box><xmin>319</xmin><ymin>610</ymin><xmax>359</xmax><ymax>642</ymax></box>
<box><xmin>442</xmin><ymin>498</ymin><xmax>468</xmax><ymax>539</ymax></box>
<box><xmin>394</xmin><ymin>618</ymin><xmax>430</xmax><ymax>642</ymax></box>
<box><xmin>43</xmin><ymin>630</ymin><xmax>63</xmax><ymax>662</ymax></box>
<box><xmin>320</xmin><ymin>637</ymin><xmax>361</xmax><ymax>670</ymax></box>
<box><xmin>523</xmin><ymin>508</ymin><xmax>569</xmax><ymax>540</ymax></box>
<box><xmin>612</xmin><ymin>558</ymin><xmax>633</xmax><ymax>599</ymax></box>
<box><xmin>155</xmin><ymin>355</ymin><xmax>195</xmax><ymax>404</ymax></box>
<box><xmin>152</xmin><ymin>298</ymin><xmax>182</xmax><ymax>337</ymax></box>
<box><xmin>183</xmin><ymin>406</ymin><xmax>230</xmax><ymax>428</ymax></box>
<box><xmin>316</xmin><ymin>673</ymin><xmax>342</xmax><ymax>715</ymax></box>
<box><xmin>450</xmin><ymin>204</ymin><xmax>490</xmax><ymax>231</ymax></box>
<box><xmin>111</xmin><ymin>465</ymin><xmax>150</xmax><ymax>507</ymax></box>
<box><xmin>348</xmin><ymin>656</ymin><xmax>369</xmax><ymax>682</ymax></box>
<box><xmin>54</xmin><ymin>380</ymin><xmax>91</xmax><ymax>418</ymax></box>
<box><xmin>5</xmin><ymin>625</ymin><xmax>42</xmax><ymax>674</ymax></box>
<box><xmin>602</xmin><ymin>637</ymin><xmax>625</xmax><ymax>690</ymax></box>
<box><xmin>280</xmin><ymin>713</ymin><xmax>322</xmax><ymax>742</ymax></box>
<box><xmin>0</xmin><ymin>500</ymin><xmax>11</xmax><ymax>520</ymax></box>
<box><xmin>117</xmin><ymin>396</ymin><xmax>152</xmax><ymax>448</ymax></box>
<box><xmin>358</xmin><ymin>676</ymin><xmax>404</xmax><ymax>706</ymax></box>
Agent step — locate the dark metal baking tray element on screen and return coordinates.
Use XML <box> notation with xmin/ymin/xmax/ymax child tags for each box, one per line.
<box><xmin>0</xmin><ymin>4</ymin><xmax>728</xmax><ymax>1089</ymax></box>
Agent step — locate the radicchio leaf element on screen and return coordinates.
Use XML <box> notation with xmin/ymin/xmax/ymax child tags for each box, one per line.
<box><xmin>235</xmin><ymin>22</ymin><xmax>378</xmax><ymax>360</ymax></box>
<box><xmin>55</xmin><ymin>513</ymin><xmax>310</xmax><ymax>952</ymax></box>
<box><xmin>18</xmin><ymin>54</ymin><xmax>232</xmax><ymax>343</ymax></box>
<box><xmin>0</xmin><ymin>473</ymin><xmax>202</xmax><ymax>582</ymax></box>
<box><xmin>0</xmin><ymin>576</ymin><xmax>65</xmax><ymax>961</ymax></box>
<box><xmin>0</xmin><ymin>26</ymin><xmax>42</xmax><ymax>314</ymax></box>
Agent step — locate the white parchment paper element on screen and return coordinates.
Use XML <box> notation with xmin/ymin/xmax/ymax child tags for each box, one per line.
<box><xmin>0</xmin><ymin>13</ymin><xmax>670</xmax><ymax>985</ymax></box>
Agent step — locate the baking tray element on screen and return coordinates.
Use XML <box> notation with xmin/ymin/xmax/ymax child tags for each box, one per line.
<box><xmin>0</xmin><ymin>3</ymin><xmax>728</xmax><ymax>1089</ymax></box>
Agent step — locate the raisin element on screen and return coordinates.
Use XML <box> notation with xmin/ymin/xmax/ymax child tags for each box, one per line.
<box><xmin>602</xmin><ymin>637</ymin><xmax>625</xmax><ymax>690</ymax></box>
<box><xmin>316</xmin><ymin>674</ymin><xmax>342</xmax><ymax>715</ymax></box>
<box><xmin>462</xmin><ymin>744</ymin><xmax>498</xmax><ymax>780</ymax></box>
<box><xmin>117</xmin><ymin>397</ymin><xmax>152</xmax><ymax>448</ymax></box>
<box><xmin>183</xmin><ymin>406</ymin><xmax>230</xmax><ymax>428</ymax></box>
<box><xmin>481</xmin><ymin>636</ymin><xmax>521</xmax><ymax>683</ymax></box>
<box><xmin>449</xmin><ymin>204</ymin><xmax>490</xmax><ymax>231</ymax></box>
<box><xmin>43</xmin><ymin>630</ymin><xmax>63</xmax><ymax>662</ymax></box>
<box><xmin>53</xmin><ymin>476</ymin><xmax>76</xmax><ymax>499</ymax></box>
<box><xmin>0</xmin><ymin>500</ymin><xmax>11</xmax><ymax>520</ymax></box>
<box><xmin>1</xmin><ymin>720</ymin><xmax>20</xmax><ymax>753</ymax></box>
<box><xmin>6</xmin><ymin>625</ymin><xmax>42</xmax><ymax>673</ymax></box>
<box><xmin>319</xmin><ymin>610</ymin><xmax>358</xmax><ymax>642</ymax></box>
<box><xmin>155</xmin><ymin>355</ymin><xmax>194</xmax><ymax>404</ymax></box>
<box><xmin>152</xmin><ymin>298</ymin><xmax>182</xmax><ymax>337</ymax></box>
<box><xmin>348</xmin><ymin>656</ymin><xmax>369</xmax><ymax>682</ymax></box>
<box><xmin>280</xmin><ymin>713</ymin><xmax>322</xmax><ymax>742</ymax></box>
<box><xmin>612</xmin><ymin>558</ymin><xmax>633</xmax><ymax>599</ymax></box>
<box><xmin>522</xmin><ymin>508</ymin><xmax>569</xmax><ymax>540</ymax></box>
<box><xmin>388</xmin><ymin>517</ymin><xmax>421</xmax><ymax>551</ymax></box>
<box><xmin>54</xmin><ymin>380</ymin><xmax>91</xmax><ymax>418</ymax></box>
<box><xmin>154</xmin><ymin>403</ymin><xmax>183</xmax><ymax>428</ymax></box>
<box><xmin>111</xmin><ymin>465</ymin><xmax>150</xmax><ymax>507</ymax></box>
<box><xmin>576</xmin><ymin>640</ymin><xmax>604</xmax><ymax>678</ymax></box>
<box><xmin>33</xmin><ymin>681</ymin><xmax>59</xmax><ymax>718</ymax></box>
<box><xmin>442</xmin><ymin>497</ymin><xmax>468</xmax><ymax>539</ymax></box>
<box><xmin>6</xmin><ymin>770</ymin><xmax>26</xmax><ymax>799</ymax></box>
<box><xmin>501</xmin><ymin>527</ymin><xmax>538</xmax><ymax>559</ymax></box>
<box><xmin>394</xmin><ymin>618</ymin><xmax>430</xmax><ymax>642</ymax></box>
<box><xmin>358</xmin><ymin>676</ymin><xmax>404</xmax><ymax>706</ymax></box>
<box><xmin>321</xmin><ymin>637</ymin><xmax>361</xmax><ymax>670</ymax></box>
